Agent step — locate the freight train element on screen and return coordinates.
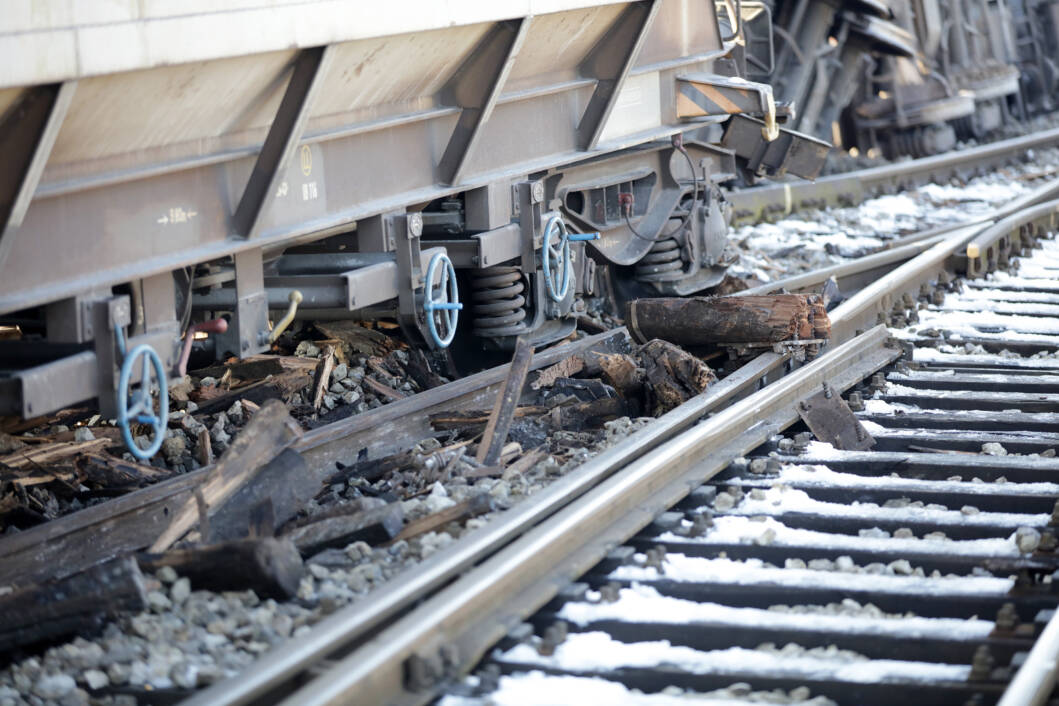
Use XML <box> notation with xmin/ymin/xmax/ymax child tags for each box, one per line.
<box><xmin>763</xmin><ymin>0</ymin><xmax>1058</xmax><ymax>158</ymax></box>
<box><xmin>0</xmin><ymin>0</ymin><xmax>1053</xmax><ymax>459</ymax></box>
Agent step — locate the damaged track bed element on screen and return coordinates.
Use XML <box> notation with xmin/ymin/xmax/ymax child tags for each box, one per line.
<box><xmin>470</xmin><ymin>256</ymin><xmax>1059</xmax><ymax>705</ymax></box>
<box><xmin>0</xmin><ymin>306</ymin><xmax>813</xmax><ymax>703</ymax></box>
<box><xmin>4</xmin><ymin>159</ymin><xmax>1059</xmax><ymax>706</ymax></box>
<box><xmin>250</xmin><ymin>199</ymin><xmax>1059</xmax><ymax>706</ymax></box>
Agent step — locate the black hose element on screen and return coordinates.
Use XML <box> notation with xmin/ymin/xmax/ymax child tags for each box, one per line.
<box><xmin>624</xmin><ymin>143</ymin><xmax>702</xmax><ymax>242</ymax></box>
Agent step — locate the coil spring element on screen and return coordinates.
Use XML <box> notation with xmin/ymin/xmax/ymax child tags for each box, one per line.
<box><xmin>635</xmin><ymin>235</ymin><xmax>683</xmax><ymax>280</ymax></box>
<box><xmin>470</xmin><ymin>266</ymin><xmax>527</xmax><ymax>335</ymax></box>
<box><xmin>952</xmin><ymin>115</ymin><xmax>975</xmax><ymax>142</ymax></box>
<box><xmin>887</xmin><ymin>125</ymin><xmax>954</xmax><ymax>159</ymax></box>
<box><xmin>886</xmin><ymin>130</ymin><xmax>921</xmax><ymax>159</ymax></box>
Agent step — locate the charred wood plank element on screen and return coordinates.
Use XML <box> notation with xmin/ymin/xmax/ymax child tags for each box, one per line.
<box><xmin>430</xmin><ymin>406</ymin><xmax>548</xmax><ymax>432</ymax></box>
<box><xmin>0</xmin><ymin>557</ymin><xmax>147</xmax><ymax>652</ymax></box>
<box><xmin>390</xmin><ymin>492</ymin><xmax>492</xmax><ymax>543</ymax></box>
<box><xmin>363</xmin><ymin>375</ymin><xmax>407</xmax><ymax>401</ymax></box>
<box><xmin>191</xmin><ymin>355</ymin><xmax>318</xmax><ymax>383</ymax></box>
<box><xmin>312</xmin><ymin>321</ymin><xmax>398</xmax><ymax>358</ymax></box>
<box><xmin>0</xmin><ymin>438</ymin><xmax>108</xmax><ymax>469</ymax></box>
<box><xmin>532</xmin><ymin>355</ymin><xmax>586</xmax><ymax>390</ymax></box>
<box><xmin>150</xmin><ymin>400</ymin><xmax>302</xmax><ymax>552</ymax></box>
<box><xmin>194</xmin><ymin>427</ymin><xmax>212</xmax><ymax>466</ymax></box>
<box><xmin>138</xmin><ymin>537</ymin><xmax>304</xmax><ymax>600</ymax></box>
<box><xmin>404</xmin><ymin>348</ymin><xmax>447</xmax><ymax>390</ymax></box>
<box><xmin>203</xmin><ymin>448</ymin><xmax>318</xmax><ymax>543</ymax></box>
<box><xmin>75</xmin><ymin>452</ymin><xmax>174</xmax><ymax>489</ymax></box>
<box><xmin>282</xmin><ymin>499</ymin><xmax>404</xmax><ymax>554</ymax></box>
<box><xmin>477</xmin><ymin>337</ymin><xmax>534</xmax><ymax>466</ymax></box>
<box><xmin>190</xmin><ymin>369</ymin><xmax>314</xmax><ymax>416</ymax></box>
<box><xmin>312</xmin><ymin>345</ymin><xmax>336</xmax><ymax>410</ymax></box>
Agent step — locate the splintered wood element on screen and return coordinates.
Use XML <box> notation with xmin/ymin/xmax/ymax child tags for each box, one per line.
<box><xmin>149</xmin><ymin>400</ymin><xmax>302</xmax><ymax>553</ymax></box>
<box><xmin>626</xmin><ymin>294</ymin><xmax>831</xmax><ymax>346</ymax></box>
<box><xmin>0</xmin><ymin>557</ymin><xmax>147</xmax><ymax>651</ymax></box>
<box><xmin>639</xmin><ymin>340</ymin><xmax>717</xmax><ymax>415</ymax></box>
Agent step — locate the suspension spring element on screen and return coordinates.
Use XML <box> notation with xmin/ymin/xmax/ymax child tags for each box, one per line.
<box><xmin>470</xmin><ymin>266</ymin><xmax>527</xmax><ymax>336</ymax></box>
<box><xmin>635</xmin><ymin>235</ymin><xmax>683</xmax><ymax>280</ymax></box>
<box><xmin>952</xmin><ymin>115</ymin><xmax>975</xmax><ymax>142</ymax></box>
<box><xmin>634</xmin><ymin>208</ymin><xmax>690</xmax><ymax>282</ymax></box>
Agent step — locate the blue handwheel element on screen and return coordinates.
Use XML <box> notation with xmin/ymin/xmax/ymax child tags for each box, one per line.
<box><xmin>423</xmin><ymin>252</ymin><xmax>462</xmax><ymax>348</ymax></box>
<box><xmin>116</xmin><ymin>340</ymin><xmax>169</xmax><ymax>461</ymax></box>
<box><xmin>542</xmin><ymin>215</ymin><xmax>572</xmax><ymax>302</ymax></box>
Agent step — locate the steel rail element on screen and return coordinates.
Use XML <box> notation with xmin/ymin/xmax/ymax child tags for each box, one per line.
<box><xmin>998</xmin><ymin>610</ymin><xmax>1059</xmax><ymax>706</ymax></box>
<box><xmin>277</xmin><ymin>325</ymin><xmax>901</xmax><ymax>706</ymax></box>
<box><xmin>736</xmin><ymin>232</ymin><xmax>951</xmax><ymax>298</ymax></box>
<box><xmin>185</xmin><ymin>349</ymin><xmax>791</xmax><ymax>706</ymax></box>
<box><xmin>830</xmin><ymin>197</ymin><xmax>1059</xmax><ymax>342</ymax></box>
<box><xmin>728</xmin><ymin>126</ymin><xmax>1059</xmax><ymax>223</ymax></box>
<box><xmin>735</xmin><ymin>172</ymin><xmax>1059</xmax><ymax>305</ymax></box>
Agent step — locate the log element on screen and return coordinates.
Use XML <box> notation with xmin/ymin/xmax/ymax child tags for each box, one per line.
<box><xmin>149</xmin><ymin>400</ymin><xmax>302</xmax><ymax>553</ymax></box>
<box><xmin>282</xmin><ymin>499</ymin><xmax>404</xmax><ymax>555</ymax></box>
<box><xmin>639</xmin><ymin>339</ymin><xmax>716</xmax><ymax>415</ymax></box>
<box><xmin>0</xmin><ymin>557</ymin><xmax>147</xmax><ymax>652</ymax></box>
<box><xmin>593</xmin><ymin>352</ymin><xmax>644</xmax><ymax>398</ymax></box>
<box><xmin>138</xmin><ymin>537</ymin><xmax>304</xmax><ymax>599</ymax></box>
<box><xmin>626</xmin><ymin>294</ymin><xmax>829</xmax><ymax>345</ymax></box>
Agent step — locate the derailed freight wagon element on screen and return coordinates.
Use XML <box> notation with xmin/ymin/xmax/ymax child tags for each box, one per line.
<box><xmin>0</xmin><ymin>1</ymin><xmax>825</xmax><ymax>457</ymax></box>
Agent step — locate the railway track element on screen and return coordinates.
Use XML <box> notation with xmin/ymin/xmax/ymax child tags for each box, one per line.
<box><xmin>451</xmin><ymin>217</ymin><xmax>1059</xmax><ymax>705</ymax></box>
<box><xmin>728</xmin><ymin>127</ymin><xmax>1059</xmax><ymax>225</ymax></box>
<box><xmin>466</xmin><ymin>258</ymin><xmax>1059</xmax><ymax>704</ymax></box>
<box><xmin>177</xmin><ymin>193</ymin><xmax>1059</xmax><ymax>706</ymax></box>
<box><xmin>3</xmin><ymin>144</ymin><xmax>1058</xmax><ymax>706</ymax></box>
<box><xmin>8</xmin><ymin>4</ymin><xmax>1059</xmax><ymax>704</ymax></box>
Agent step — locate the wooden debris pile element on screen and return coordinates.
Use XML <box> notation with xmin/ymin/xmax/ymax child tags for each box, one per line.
<box><xmin>425</xmin><ymin>335</ymin><xmax>717</xmax><ymax>471</ymax></box>
<box><xmin>0</xmin><ymin>321</ymin><xmax>449</xmax><ymax>539</ymax></box>
<box><xmin>0</xmin><ymin>322</ymin><xmax>723</xmax><ymax>660</ymax></box>
<box><xmin>0</xmin><ymin>424</ymin><xmax>176</xmax><ymax>532</ymax></box>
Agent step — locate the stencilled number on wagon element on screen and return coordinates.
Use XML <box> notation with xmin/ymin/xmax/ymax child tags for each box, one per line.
<box><xmin>301</xmin><ymin>182</ymin><xmax>319</xmax><ymax>201</ymax></box>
